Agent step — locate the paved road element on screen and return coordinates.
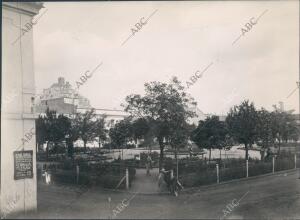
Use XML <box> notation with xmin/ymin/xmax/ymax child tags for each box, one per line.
<box><xmin>19</xmin><ymin>169</ymin><xmax>300</xmax><ymax>219</ymax></box>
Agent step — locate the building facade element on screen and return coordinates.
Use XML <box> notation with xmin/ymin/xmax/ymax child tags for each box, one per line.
<box><xmin>35</xmin><ymin>77</ymin><xmax>130</xmax><ymax>130</ymax></box>
<box><xmin>1</xmin><ymin>2</ymin><xmax>43</xmax><ymax>217</ymax></box>
<box><xmin>36</xmin><ymin>77</ymin><xmax>91</xmax><ymax>115</ymax></box>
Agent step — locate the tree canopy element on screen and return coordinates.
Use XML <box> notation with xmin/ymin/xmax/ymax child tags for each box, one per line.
<box><xmin>123</xmin><ymin>77</ymin><xmax>196</xmax><ymax>170</ymax></box>
<box><xmin>192</xmin><ymin>115</ymin><xmax>228</xmax><ymax>161</ymax></box>
<box><xmin>226</xmin><ymin>100</ymin><xmax>258</xmax><ymax>160</ymax></box>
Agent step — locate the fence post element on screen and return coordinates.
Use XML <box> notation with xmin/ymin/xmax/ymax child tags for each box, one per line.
<box><xmin>272</xmin><ymin>157</ymin><xmax>275</xmax><ymax>173</ymax></box>
<box><xmin>216</xmin><ymin>163</ymin><xmax>219</xmax><ymax>184</ymax></box>
<box><xmin>246</xmin><ymin>160</ymin><xmax>248</xmax><ymax>178</ymax></box>
<box><xmin>126</xmin><ymin>168</ymin><xmax>129</xmax><ymax>190</ymax></box>
<box><xmin>76</xmin><ymin>165</ymin><xmax>80</xmax><ymax>184</ymax></box>
<box><xmin>295</xmin><ymin>154</ymin><xmax>297</xmax><ymax>169</ymax></box>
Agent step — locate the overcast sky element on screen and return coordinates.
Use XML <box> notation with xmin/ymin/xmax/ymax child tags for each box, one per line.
<box><xmin>33</xmin><ymin>0</ymin><xmax>299</xmax><ymax>115</ymax></box>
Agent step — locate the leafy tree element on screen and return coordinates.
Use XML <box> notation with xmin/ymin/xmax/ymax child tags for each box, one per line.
<box><xmin>271</xmin><ymin>110</ymin><xmax>299</xmax><ymax>154</ymax></box>
<box><xmin>109</xmin><ymin>118</ymin><xmax>133</xmax><ymax>159</ymax></box>
<box><xmin>131</xmin><ymin>117</ymin><xmax>151</xmax><ymax>147</ymax></box>
<box><xmin>192</xmin><ymin>116</ymin><xmax>227</xmax><ymax>161</ymax></box>
<box><xmin>94</xmin><ymin>116</ymin><xmax>108</xmax><ymax>148</ymax></box>
<box><xmin>35</xmin><ymin>116</ymin><xmax>47</xmax><ymax>151</ymax></box>
<box><xmin>65</xmin><ymin>116</ymin><xmax>80</xmax><ymax>158</ymax></box>
<box><xmin>75</xmin><ymin>109</ymin><xmax>97</xmax><ymax>152</ymax></box>
<box><xmin>39</xmin><ymin>108</ymin><xmax>71</xmax><ymax>159</ymax></box>
<box><xmin>124</xmin><ymin>77</ymin><xmax>196</xmax><ymax>170</ymax></box>
<box><xmin>169</xmin><ymin>120</ymin><xmax>192</xmax><ymax>177</ymax></box>
<box><xmin>288</xmin><ymin>121</ymin><xmax>299</xmax><ymax>143</ymax></box>
<box><xmin>226</xmin><ymin>100</ymin><xmax>258</xmax><ymax>160</ymax></box>
<box><xmin>256</xmin><ymin>109</ymin><xmax>274</xmax><ymax>160</ymax></box>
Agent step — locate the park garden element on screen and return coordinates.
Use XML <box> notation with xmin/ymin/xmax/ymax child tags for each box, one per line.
<box><xmin>35</xmin><ymin>77</ymin><xmax>300</xmax><ymax>190</ymax></box>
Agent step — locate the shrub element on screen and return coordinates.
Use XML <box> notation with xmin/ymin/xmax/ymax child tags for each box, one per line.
<box><xmin>52</xmin><ymin>170</ymin><xmax>76</xmax><ymax>184</ymax></box>
<box><xmin>220</xmin><ymin>166</ymin><xmax>246</xmax><ymax>182</ymax></box>
<box><xmin>179</xmin><ymin>170</ymin><xmax>217</xmax><ymax>187</ymax></box>
<box><xmin>48</xmin><ymin>160</ymin><xmax>136</xmax><ymax>189</ymax></box>
<box><xmin>125</xmin><ymin>144</ymin><xmax>136</xmax><ymax>149</ymax></box>
<box><xmin>94</xmin><ymin>174</ymin><xmax>124</xmax><ymax>189</ymax></box>
<box><xmin>49</xmin><ymin>143</ymin><xmax>66</xmax><ymax>154</ymax></box>
<box><xmin>248</xmin><ymin>162</ymin><xmax>272</xmax><ymax>177</ymax></box>
<box><xmin>61</xmin><ymin>159</ymin><xmax>74</xmax><ymax>170</ymax></box>
<box><xmin>275</xmin><ymin>158</ymin><xmax>294</xmax><ymax>171</ymax></box>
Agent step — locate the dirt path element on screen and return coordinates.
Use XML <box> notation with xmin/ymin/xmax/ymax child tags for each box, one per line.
<box><xmin>130</xmin><ymin>168</ymin><xmax>163</xmax><ymax>194</ymax></box>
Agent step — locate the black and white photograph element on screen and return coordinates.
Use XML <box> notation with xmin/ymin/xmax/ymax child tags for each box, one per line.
<box><xmin>1</xmin><ymin>0</ymin><xmax>300</xmax><ymax>219</ymax></box>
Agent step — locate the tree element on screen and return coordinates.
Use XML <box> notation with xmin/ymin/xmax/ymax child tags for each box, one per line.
<box><xmin>75</xmin><ymin>109</ymin><xmax>97</xmax><ymax>152</ymax></box>
<box><xmin>35</xmin><ymin>116</ymin><xmax>47</xmax><ymax>151</ymax></box>
<box><xmin>226</xmin><ymin>100</ymin><xmax>258</xmax><ymax>160</ymax></box>
<box><xmin>124</xmin><ymin>77</ymin><xmax>196</xmax><ymax>170</ymax></box>
<box><xmin>109</xmin><ymin>118</ymin><xmax>133</xmax><ymax>159</ymax></box>
<box><xmin>256</xmin><ymin>109</ymin><xmax>274</xmax><ymax>160</ymax></box>
<box><xmin>131</xmin><ymin>118</ymin><xmax>151</xmax><ymax>148</ymax></box>
<box><xmin>94</xmin><ymin>116</ymin><xmax>108</xmax><ymax>148</ymax></box>
<box><xmin>270</xmin><ymin>110</ymin><xmax>299</xmax><ymax>154</ymax></box>
<box><xmin>39</xmin><ymin>108</ymin><xmax>71</xmax><ymax>159</ymax></box>
<box><xmin>65</xmin><ymin>116</ymin><xmax>80</xmax><ymax>159</ymax></box>
<box><xmin>288</xmin><ymin>121</ymin><xmax>300</xmax><ymax>144</ymax></box>
<box><xmin>169</xmin><ymin>120</ymin><xmax>192</xmax><ymax>178</ymax></box>
<box><xmin>192</xmin><ymin>116</ymin><xmax>227</xmax><ymax>161</ymax></box>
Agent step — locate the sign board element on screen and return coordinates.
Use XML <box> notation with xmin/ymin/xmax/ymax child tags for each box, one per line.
<box><xmin>14</xmin><ymin>150</ymin><xmax>33</xmax><ymax>180</ymax></box>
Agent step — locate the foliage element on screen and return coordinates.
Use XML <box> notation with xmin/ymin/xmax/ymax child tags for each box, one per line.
<box><xmin>270</xmin><ymin>110</ymin><xmax>299</xmax><ymax>154</ymax></box>
<box><xmin>74</xmin><ymin>109</ymin><xmax>97</xmax><ymax>151</ymax></box>
<box><xmin>50</xmin><ymin>160</ymin><xmax>136</xmax><ymax>189</ymax></box>
<box><xmin>109</xmin><ymin>117</ymin><xmax>133</xmax><ymax>148</ymax></box>
<box><xmin>192</xmin><ymin>116</ymin><xmax>228</xmax><ymax>161</ymax></box>
<box><xmin>226</xmin><ymin>100</ymin><xmax>258</xmax><ymax>160</ymax></box>
<box><xmin>94</xmin><ymin>116</ymin><xmax>108</xmax><ymax>148</ymax></box>
<box><xmin>256</xmin><ymin>108</ymin><xmax>274</xmax><ymax>160</ymax></box>
<box><xmin>124</xmin><ymin>77</ymin><xmax>196</xmax><ymax>170</ymax></box>
<box><xmin>36</xmin><ymin>115</ymin><xmax>47</xmax><ymax>148</ymax></box>
<box><xmin>36</xmin><ymin>108</ymin><xmax>71</xmax><ymax>159</ymax></box>
<box><xmin>131</xmin><ymin>118</ymin><xmax>150</xmax><ymax>141</ymax></box>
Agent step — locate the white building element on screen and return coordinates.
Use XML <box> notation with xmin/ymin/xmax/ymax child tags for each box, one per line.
<box><xmin>35</xmin><ymin>77</ymin><xmax>91</xmax><ymax>115</ymax></box>
<box><xmin>1</xmin><ymin>2</ymin><xmax>43</xmax><ymax>217</ymax></box>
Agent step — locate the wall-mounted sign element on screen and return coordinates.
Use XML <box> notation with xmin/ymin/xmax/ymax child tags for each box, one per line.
<box><xmin>14</xmin><ymin>150</ymin><xmax>33</xmax><ymax>180</ymax></box>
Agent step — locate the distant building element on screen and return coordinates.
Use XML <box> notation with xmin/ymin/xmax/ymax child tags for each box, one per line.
<box><xmin>76</xmin><ymin>107</ymin><xmax>130</xmax><ymax>130</ymax></box>
<box><xmin>36</xmin><ymin>77</ymin><xmax>130</xmax><ymax>129</ymax></box>
<box><xmin>188</xmin><ymin>106</ymin><xmax>210</xmax><ymax>125</ymax></box>
<box><xmin>35</xmin><ymin>77</ymin><xmax>91</xmax><ymax>115</ymax></box>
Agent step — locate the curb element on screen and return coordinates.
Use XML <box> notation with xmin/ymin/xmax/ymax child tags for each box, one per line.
<box><xmin>102</xmin><ymin>168</ymin><xmax>299</xmax><ymax>195</ymax></box>
<box><xmin>181</xmin><ymin>168</ymin><xmax>299</xmax><ymax>194</ymax></box>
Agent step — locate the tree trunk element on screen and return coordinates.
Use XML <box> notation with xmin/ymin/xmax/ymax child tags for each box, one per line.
<box><xmin>174</xmin><ymin>145</ymin><xmax>178</xmax><ymax>179</ymax></box>
<box><xmin>219</xmin><ymin>149</ymin><xmax>221</xmax><ymax>160</ymax></box>
<box><xmin>84</xmin><ymin>140</ymin><xmax>87</xmax><ymax>152</ymax></box>
<box><xmin>158</xmin><ymin>137</ymin><xmax>164</xmax><ymax>171</ymax></box>
<box><xmin>278</xmin><ymin>140</ymin><xmax>281</xmax><ymax>155</ymax></box>
<box><xmin>260</xmin><ymin>149</ymin><xmax>265</xmax><ymax>161</ymax></box>
<box><xmin>67</xmin><ymin>139</ymin><xmax>74</xmax><ymax>159</ymax></box>
<box><xmin>98</xmin><ymin>136</ymin><xmax>101</xmax><ymax>148</ymax></box>
<box><xmin>209</xmin><ymin>148</ymin><xmax>211</xmax><ymax>161</ymax></box>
